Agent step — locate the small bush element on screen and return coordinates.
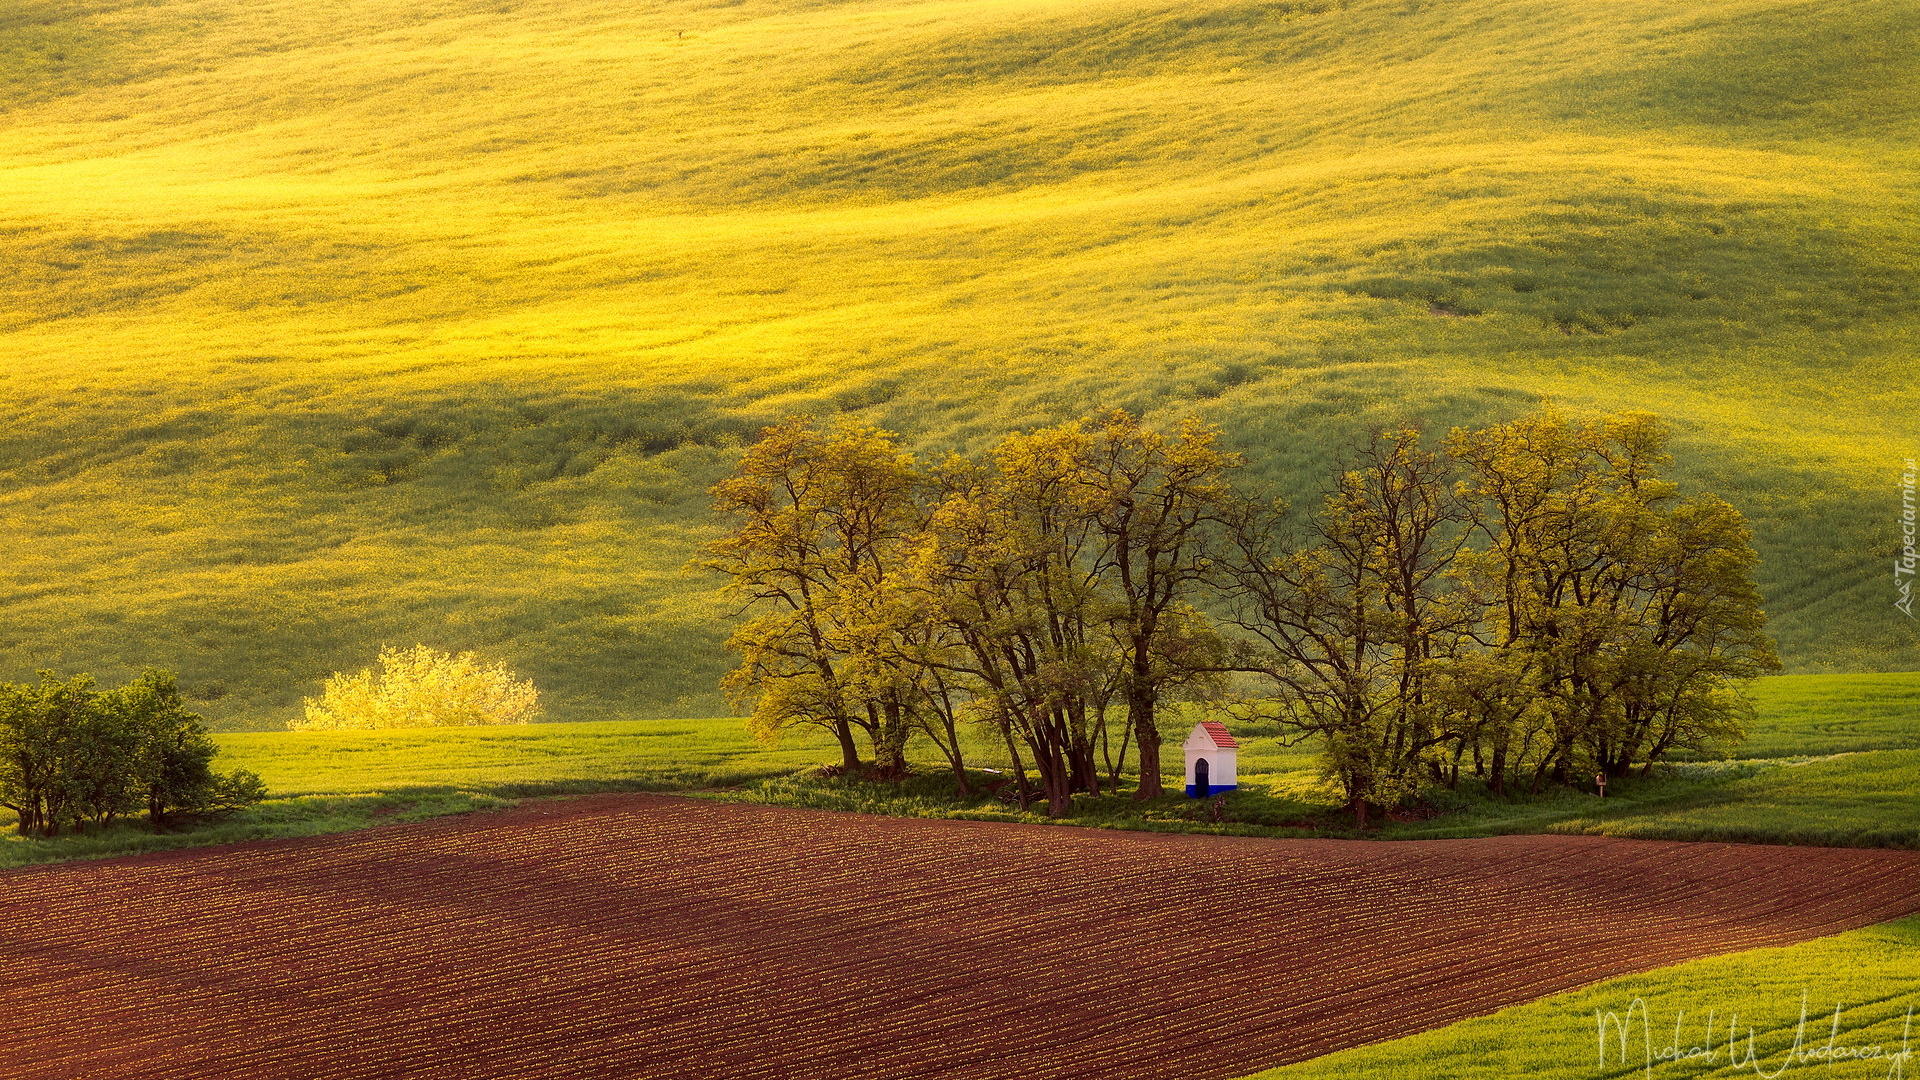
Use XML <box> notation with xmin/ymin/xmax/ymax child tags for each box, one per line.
<box><xmin>293</xmin><ymin>645</ymin><xmax>541</xmax><ymax>730</ymax></box>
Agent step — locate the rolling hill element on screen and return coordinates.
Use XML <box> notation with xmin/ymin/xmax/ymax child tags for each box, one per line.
<box><xmin>1</xmin><ymin>0</ymin><xmax>1914</xmax><ymax>728</ymax></box>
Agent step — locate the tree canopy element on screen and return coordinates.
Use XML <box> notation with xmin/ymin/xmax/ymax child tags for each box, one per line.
<box><xmin>705</xmin><ymin>408</ymin><xmax>1778</xmax><ymax>822</ymax></box>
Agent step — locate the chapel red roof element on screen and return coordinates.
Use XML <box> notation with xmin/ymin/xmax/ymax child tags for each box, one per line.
<box><xmin>1197</xmin><ymin>721</ymin><xmax>1238</xmax><ymax>749</ymax></box>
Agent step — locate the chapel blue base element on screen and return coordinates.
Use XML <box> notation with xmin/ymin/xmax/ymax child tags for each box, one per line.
<box><xmin>1185</xmin><ymin>783</ymin><xmax>1237</xmax><ymax>798</ymax></box>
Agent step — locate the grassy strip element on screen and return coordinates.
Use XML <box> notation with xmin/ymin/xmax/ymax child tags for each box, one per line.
<box><xmin>5</xmin><ymin>673</ymin><xmax>1912</xmax><ymax>870</ymax></box>
<box><xmin>213</xmin><ymin>717</ymin><xmax>840</xmax><ymax>796</ymax></box>
<box><xmin>1541</xmin><ymin>751</ymin><xmax>1920</xmax><ymax>849</ymax></box>
<box><xmin>705</xmin><ymin>750</ymin><xmax>1920</xmax><ymax>850</ymax></box>
<box><xmin>1236</xmin><ymin>914</ymin><xmax>1920</xmax><ymax>1080</ymax></box>
<box><xmin>0</xmin><ymin>789</ymin><xmax>513</xmax><ymax>870</ymax></box>
<box><xmin>700</xmin><ymin>678</ymin><xmax>1920</xmax><ymax>847</ymax></box>
<box><xmin>0</xmin><ymin>717</ymin><xmax>835</xmax><ymax>869</ymax></box>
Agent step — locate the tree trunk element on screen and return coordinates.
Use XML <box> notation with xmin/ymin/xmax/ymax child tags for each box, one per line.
<box><xmin>1066</xmin><ymin>704</ymin><xmax>1098</xmax><ymax>795</ymax></box>
<box><xmin>1129</xmin><ymin>690</ymin><xmax>1162</xmax><ymax>799</ymax></box>
<box><xmin>1040</xmin><ymin>751</ymin><xmax>1073</xmax><ymax>818</ymax></box>
<box><xmin>1102</xmin><ymin>708</ymin><xmax>1133</xmax><ymax>794</ymax></box>
<box><xmin>932</xmin><ymin>716</ymin><xmax>970</xmax><ymax>797</ymax></box>
<box><xmin>873</xmin><ymin>700</ymin><xmax>908</xmax><ymax>779</ymax></box>
<box><xmin>1610</xmin><ymin>728</ymin><xmax>1647</xmax><ymax>779</ymax></box>
<box><xmin>833</xmin><ymin>717</ymin><xmax>860</xmax><ymax>771</ymax></box>
<box><xmin>1002</xmin><ymin>725</ymin><xmax>1032</xmax><ymax>812</ymax></box>
<box><xmin>1529</xmin><ymin>752</ymin><xmax>1554</xmax><ymax>795</ymax></box>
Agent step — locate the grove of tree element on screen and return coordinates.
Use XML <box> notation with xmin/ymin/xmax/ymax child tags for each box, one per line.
<box><xmin>704</xmin><ymin>409</ymin><xmax>1779</xmax><ymax>822</ymax></box>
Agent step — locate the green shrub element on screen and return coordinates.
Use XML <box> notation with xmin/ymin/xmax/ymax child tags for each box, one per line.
<box><xmin>0</xmin><ymin>670</ymin><xmax>265</xmax><ymax>835</ymax></box>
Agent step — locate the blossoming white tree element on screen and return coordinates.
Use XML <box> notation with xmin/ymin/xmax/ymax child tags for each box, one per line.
<box><xmin>293</xmin><ymin>645</ymin><xmax>541</xmax><ymax>730</ymax></box>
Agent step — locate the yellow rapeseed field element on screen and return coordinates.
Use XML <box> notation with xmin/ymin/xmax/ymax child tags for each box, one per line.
<box><xmin>1</xmin><ymin>0</ymin><xmax>1913</xmax><ymax>726</ymax></box>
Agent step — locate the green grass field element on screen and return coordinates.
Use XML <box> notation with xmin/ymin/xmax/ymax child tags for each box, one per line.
<box><xmin>1236</xmin><ymin>912</ymin><xmax>1920</xmax><ymax>1080</ymax></box>
<box><xmin>220</xmin><ymin>715</ymin><xmax>837</xmax><ymax>795</ymax></box>
<box><xmin>8</xmin><ymin>669</ymin><xmax>1907</xmax><ymax>869</ymax></box>
<box><xmin>1375</xmin><ymin>672</ymin><xmax>1920</xmax><ymax>847</ymax></box>
<box><xmin>0</xmin><ymin>0</ymin><xmax>1914</xmax><ymax>731</ymax></box>
<box><xmin>0</xmin><ymin>715</ymin><xmax>836</xmax><ymax>867</ymax></box>
<box><xmin>729</xmin><ymin>672</ymin><xmax>1920</xmax><ymax>848</ymax></box>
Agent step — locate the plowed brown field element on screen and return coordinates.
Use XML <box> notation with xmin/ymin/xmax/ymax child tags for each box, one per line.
<box><xmin>4</xmin><ymin>794</ymin><xmax>1919</xmax><ymax>1080</ymax></box>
